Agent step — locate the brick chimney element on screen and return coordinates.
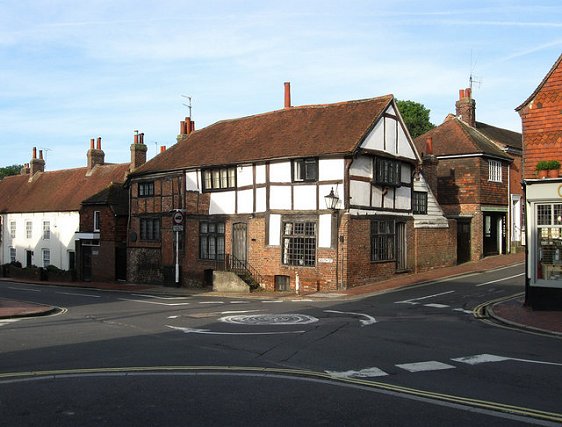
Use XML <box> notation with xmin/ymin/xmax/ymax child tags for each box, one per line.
<box><xmin>20</xmin><ymin>163</ymin><xmax>30</xmax><ymax>175</ymax></box>
<box><xmin>178</xmin><ymin>116</ymin><xmax>195</xmax><ymax>143</ymax></box>
<box><xmin>455</xmin><ymin>87</ymin><xmax>476</xmax><ymax>127</ymax></box>
<box><xmin>421</xmin><ymin>136</ymin><xmax>439</xmax><ymax>200</ymax></box>
<box><xmin>130</xmin><ymin>130</ymin><xmax>147</xmax><ymax>171</ymax></box>
<box><xmin>284</xmin><ymin>82</ymin><xmax>291</xmax><ymax>109</ymax></box>
<box><xmin>87</xmin><ymin>137</ymin><xmax>105</xmax><ymax>170</ymax></box>
<box><xmin>29</xmin><ymin>147</ymin><xmax>45</xmax><ymax>176</ymax></box>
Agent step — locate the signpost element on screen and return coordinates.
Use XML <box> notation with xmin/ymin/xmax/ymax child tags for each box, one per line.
<box><xmin>171</xmin><ymin>210</ymin><xmax>185</xmax><ymax>286</ymax></box>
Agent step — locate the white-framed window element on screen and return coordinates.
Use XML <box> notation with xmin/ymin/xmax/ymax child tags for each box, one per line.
<box><xmin>26</xmin><ymin>221</ymin><xmax>32</xmax><ymax>239</ymax></box>
<box><xmin>10</xmin><ymin>247</ymin><xmax>16</xmax><ymax>263</ymax></box>
<box><xmin>489</xmin><ymin>159</ymin><xmax>502</xmax><ymax>183</ymax></box>
<box><xmin>93</xmin><ymin>211</ymin><xmax>101</xmax><ymax>232</ymax></box>
<box><xmin>43</xmin><ymin>221</ymin><xmax>50</xmax><ymax>239</ymax></box>
<box><xmin>292</xmin><ymin>158</ymin><xmax>318</xmax><ymax>182</ymax></box>
<box><xmin>10</xmin><ymin>221</ymin><xmax>16</xmax><ymax>239</ymax></box>
<box><xmin>42</xmin><ymin>249</ymin><xmax>51</xmax><ymax>268</ymax></box>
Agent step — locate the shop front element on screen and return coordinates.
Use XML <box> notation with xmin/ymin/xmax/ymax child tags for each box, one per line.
<box><xmin>524</xmin><ymin>179</ymin><xmax>562</xmax><ymax>309</ymax></box>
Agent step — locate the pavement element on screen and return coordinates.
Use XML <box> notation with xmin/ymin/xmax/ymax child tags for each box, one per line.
<box><xmin>1</xmin><ymin>252</ymin><xmax>561</xmax><ymax>336</ymax></box>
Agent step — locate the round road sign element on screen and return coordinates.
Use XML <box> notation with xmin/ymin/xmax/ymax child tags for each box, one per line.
<box><xmin>173</xmin><ymin>211</ymin><xmax>183</xmax><ymax>225</ymax></box>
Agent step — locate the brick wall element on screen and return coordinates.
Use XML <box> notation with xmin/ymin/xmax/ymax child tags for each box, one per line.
<box><xmin>436</xmin><ymin>157</ymin><xmax>481</xmax><ymax>207</ymax></box>
<box><xmin>414</xmin><ymin>220</ymin><xmax>457</xmax><ymax>271</ymax></box>
<box><xmin>519</xmin><ymin>58</ymin><xmax>562</xmax><ymax>178</ymax></box>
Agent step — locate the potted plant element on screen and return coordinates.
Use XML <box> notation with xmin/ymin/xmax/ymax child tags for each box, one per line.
<box><xmin>547</xmin><ymin>160</ymin><xmax>560</xmax><ymax>178</ymax></box>
<box><xmin>536</xmin><ymin>161</ymin><xmax>550</xmax><ymax>178</ymax></box>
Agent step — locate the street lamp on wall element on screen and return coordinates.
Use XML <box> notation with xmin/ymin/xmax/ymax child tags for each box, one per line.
<box><xmin>324</xmin><ymin>187</ymin><xmax>339</xmax><ymax>210</ymax></box>
<box><xmin>324</xmin><ymin>187</ymin><xmax>343</xmax><ymax>289</ymax></box>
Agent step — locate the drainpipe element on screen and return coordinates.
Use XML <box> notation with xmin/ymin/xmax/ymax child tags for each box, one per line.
<box><xmin>295</xmin><ymin>271</ymin><xmax>300</xmax><ymax>295</ymax></box>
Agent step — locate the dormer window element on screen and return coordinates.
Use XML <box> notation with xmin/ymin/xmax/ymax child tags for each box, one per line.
<box><xmin>374</xmin><ymin>157</ymin><xmax>401</xmax><ymax>187</ymax></box>
<box><xmin>292</xmin><ymin>158</ymin><xmax>318</xmax><ymax>182</ymax></box>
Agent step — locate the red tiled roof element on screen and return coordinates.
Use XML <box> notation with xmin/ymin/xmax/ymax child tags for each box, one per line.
<box><xmin>414</xmin><ymin>117</ymin><xmax>513</xmax><ymax>160</ymax></box>
<box><xmin>0</xmin><ymin>163</ymin><xmax>130</xmax><ymax>214</ymax></box>
<box><xmin>133</xmin><ymin>95</ymin><xmax>394</xmax><ymax>175</ymax></box>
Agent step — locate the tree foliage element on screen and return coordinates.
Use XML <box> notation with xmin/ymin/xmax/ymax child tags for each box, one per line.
<box><xmin>396</xmin><ymin>99</ymin><xmax>435</xmax><ymax>139</ymax></box>
<box><xmin>0</xmin><ymin>165</ymin><xmax>23</xmax><ymax>180</ymax></box>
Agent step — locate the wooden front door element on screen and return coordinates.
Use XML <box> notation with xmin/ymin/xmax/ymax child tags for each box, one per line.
<box><xmin>232</xmin><ymin>223</ymin><xmax>247</xmax><ymax>268</ymax></box>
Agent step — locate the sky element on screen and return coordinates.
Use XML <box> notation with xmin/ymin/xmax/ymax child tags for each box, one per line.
<box><xmin>1</xmin><ymin>0</ymin><xmax>561</xmax><ymax>170</ymax></box>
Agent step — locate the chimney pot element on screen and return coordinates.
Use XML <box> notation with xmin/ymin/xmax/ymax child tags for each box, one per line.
<box><xmin>180</xmin><ymin>120</ymin><xmax>186</xmax><ymax>135</ymax></box>
<box><xmin>32</xmin><ymin>147</ymin><xmax>37</xmax><ymax>159</ymax></box>
<box><xmin>459</xmin><ymin>89</ymin><xmax>465</xmax><ymax>100</ymax></box>
<box><xmin>134</xmin><ymin>130</ymin><xmax>139</xmax><ymax>144</ymax></box>
<box><xmin>160</xmin><ymin>145</ymin><xmax>166</xmax><ymax>153</ymax></box>
<box><xmin>284</xmin><ymin>82</ymin><xmax>291</xmax><ymax>109</ymax></box>
<box><xmin>39</xmin><ymin>150</ymin><xmax>43</xmax><ymax>160</ymax></box>
<box><xmin>465</xmin><ymin>87</ymin><xmax>471</xmax><ymax>99</ymax></box>
<box><xmin>90</xmin><ymin>138</ymin><xmax>95</xmax><ymax>149</ymax></box>
<box><xmin>191</xmin><ymin>120</ymin><xmax>195</xmax><ymax>131</ymax></box>
<box><xmin>140</xmin><ymin>133</ymin><xmax>144</xmax><ymax>144</ymax></box>
<box><xmin>96</xmin><ymin>137</ymin><xmax>102</xmax><ymax>150</ymax></box>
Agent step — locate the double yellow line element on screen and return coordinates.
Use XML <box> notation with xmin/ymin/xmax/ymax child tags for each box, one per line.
<box><xmin>1</xmin><ymin>365</ymin><xmax>561</xmax><ymax>424</ymax></box>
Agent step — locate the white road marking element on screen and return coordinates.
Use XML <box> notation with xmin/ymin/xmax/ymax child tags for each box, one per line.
<box><xmin>424</xmin><ymin>303</ymin><xmax>450</xmax><ymax>309</ymax></box>
<box><xmin>56</xmin><ymin>291</ymin><xmax>101</xmax><ymax>298</ymax></box>
<box><xmin>326</xmin><ymin>367</ymin><xmax>388</xmax><ymax>378</ymax></box>
<box><xmin>220</xmin><ymin>310</ymin><xmax>261</xmax><ymax>314</ymax></box>
<box><xmin>0</xmin><ymin>319</ymin><xmax>21</xmax><ymax>327</ymax></box>
<box><xmin>453</xmin><ymin>353</ymin><xmax>562</xmax><ymax>367</ymax></box>
<box><xmin>132</xmin><ymin>294</ymin><xmax>190</xmax><ymax>300</ymax></box>
<box><xmin>293</xmin><ymin>299</ymin><xmax>315</xmax><ymax>302</ymax></box>
<box><xmin>262</xmin><ymin>300</ymin><xmax>283</xmax><ymax>303</ymax></box>
<box><xmin>119</xmin><ymin>298</ymin><xmax>190</xmax><ymax>306</ymax></box>
<box><xmin>452</xmin><ymin>354</ymin><xmax>512</xmax><ymax>365</ymax></box>
<box><xmin>8</xmin><ymin>287</ymin><xmax>41</xmax><ymax>292</ymax></box>
<box><xmin>395</xmin><ymin>290</ymin><xmax>455</xmax><ymax>305</ymax></box>
<box><xmin>396</xmin><ymin>361</ymin><xmax>455</xmax><ymax>373</ymax></box>
<box><xmin>167</xmin><ymin>315</ymin><xmax>179</xmax><ymax>319</ymax></box>
<box><xmin>476</xmin><ymin>273</ymin><xmax>524</xmax><ymax>287</ymax></box>
<box><xmin>324</xmin><ymin>310</ymin><xmax>376</xmax><ymax>326</ymax></box>
<box><xmin>198</xmin><ymin>301</ymin><xmax>224</xmax><ymax>304</ymax></box>
<box><xmin>230</xmin><ymin>301</ymin><xmax>249</xmax><ymax>304</ymax></box>
<box><xmin>166</xmin><ymin>325</ymin><xmax>304</xmax><ymax>335</ymax></box>
<box><xmin>453</xmin><ymin>308</ymin><xmax>474</xmax><ymax>314</ymax></box>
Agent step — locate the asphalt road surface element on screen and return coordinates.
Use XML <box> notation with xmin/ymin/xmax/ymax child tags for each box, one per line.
<box><xmin>1</xmin><ymin>262</ymin><xmax>561</xmax><ymax>426</ymax></box>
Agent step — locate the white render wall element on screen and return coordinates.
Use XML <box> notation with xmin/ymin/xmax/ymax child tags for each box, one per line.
<box><xmin>1</xmin><ymin>211</ymin><xmax>78</xmax><ymax>269</ymax></box>
<box><xmin>196</xmin><ymin>158</ymin><xmax>345</xmax><ymax>215</ymax></box>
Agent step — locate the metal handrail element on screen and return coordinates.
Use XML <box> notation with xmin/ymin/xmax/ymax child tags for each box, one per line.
<box><xmin>216</xmin><ymin>254</ymin><xmax>263</xmax><ymax>288</ymax></box>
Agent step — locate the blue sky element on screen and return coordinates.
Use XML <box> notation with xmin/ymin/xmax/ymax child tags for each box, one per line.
<box><xmin>1</xmin><ymin>0</ymin><xmax>561</xmax><ymax>170</ymax></box>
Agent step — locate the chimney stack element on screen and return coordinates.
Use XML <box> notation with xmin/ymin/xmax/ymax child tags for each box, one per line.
<box><xmin>29</xmin><ymin>146</ymin><xmax>45</xmax><ymax>176</ymax></box>
<box><xmin>20</xmin><ymin>163</ymin><xmax>30</xmax><ymax>175</ymax></box>
<box><xmin>421</xmin><ymin>136</ymin><xmax>439</xmax><ymax>201</ymax></box>
<box><xmin>130</xmin><ymin>129</ymin><xmax>147</xmax><ymax>171</ymax></box>
<box><xmin>87</xmin><ymin>136</ymin><xmax>105</xmax><ymax>170</ymax></box>
<box><xmin>160</xmin><ymin>145</ymin><xmax>167</xmax><ymax>153</ymax></box>
<box><xmin>455</xmin><ymin>87</ymin><xmax>476</xmax><ymax>127</ymax></box>
<box><xmin>284</xmin><ymin>82</ymin><xmax>291</xmax><ymax>109</ymax></box>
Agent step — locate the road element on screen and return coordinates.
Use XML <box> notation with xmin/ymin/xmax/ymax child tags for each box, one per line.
<box><xmin>1</xmin><ymin>263</ymin><xmax>561</xmax><ymax>426</ymax></box>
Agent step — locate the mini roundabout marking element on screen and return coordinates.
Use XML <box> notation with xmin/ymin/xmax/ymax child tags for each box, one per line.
<box><xmin>166</xmin><ymin>313</ymin><xmax>319</xmax><ymax>336</ymax></box>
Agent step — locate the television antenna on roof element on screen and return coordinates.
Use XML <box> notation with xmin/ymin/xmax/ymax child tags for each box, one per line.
<box><xmin>40</xmin><ymin>147</ymin><xmax>51</xmax><ymax>161</ymax></box>
<box><xmin>181</xmin><ymin>95</ymin><xmax>192</xmax><ymax>118</ymax></box>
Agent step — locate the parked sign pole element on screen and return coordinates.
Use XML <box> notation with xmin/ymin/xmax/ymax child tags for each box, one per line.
<box><xmin>171</xmin><ymin>210</ymin><xmax>184</xmax><ymax>287</ymax></box>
